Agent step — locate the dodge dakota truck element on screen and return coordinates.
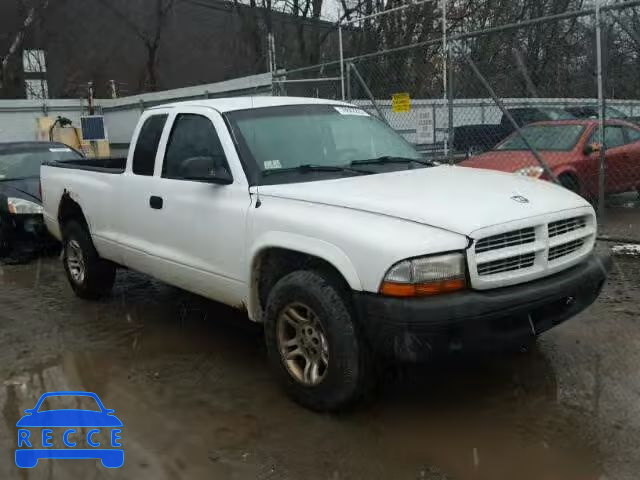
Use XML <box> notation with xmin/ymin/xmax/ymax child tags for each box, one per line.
<box><xmin>41</xmin><ymin>97</ymin><xmax>610</xmax><ymax>411</ymax></box>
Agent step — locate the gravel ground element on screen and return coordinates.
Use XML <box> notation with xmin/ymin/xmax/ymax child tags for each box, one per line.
<box><xmin>0</xmin><ymin>248</ymin><xmax>638</xmax><ymax>480</ymax></box>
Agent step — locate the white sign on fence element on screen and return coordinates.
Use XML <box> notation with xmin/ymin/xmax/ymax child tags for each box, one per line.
<box><xmin>416</xmin><ymin>109</ymin><xmax>435</xmax><ymax>144</ymax></box>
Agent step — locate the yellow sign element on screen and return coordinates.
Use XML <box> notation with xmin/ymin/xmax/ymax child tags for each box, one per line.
<box><xmin>392</xmin><ymin>93</ymin><xmax>411</xmax><ymax>112</ymax></box>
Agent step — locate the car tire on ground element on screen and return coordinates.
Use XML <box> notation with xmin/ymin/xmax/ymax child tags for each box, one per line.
<box><xmin>559</xmin><ymin>173</ymin><xmax>599</xmax><ymax>207</ymax></box>
<box><xmin>559</xmin><ymin>173</ymin><xmax>581</xmax><ymax>195</ymax></box>
<box><xmin>62</xmin><ymin>220</ymin><xmax>116</xmax><ymax>299</ymax></box>
<box><xmin>264</xmin><ymin>270</ymin><xmax>373</xmax><ymax>412</ymax></box>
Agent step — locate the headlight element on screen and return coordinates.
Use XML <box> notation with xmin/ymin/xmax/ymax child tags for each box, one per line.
<box><xmin>380</xmin><ymin>253</ymin><xmax>467</xmax><ymax>297</ymax></box>
<box><xmin>515</xmin><ymin>166</ymin><xmax>544</xmax><ymax>179</ymax></box>
<box><xmin>7</xmin><ymin>198</ymin><xmax>43</xmax><ymax>215</ymax></box>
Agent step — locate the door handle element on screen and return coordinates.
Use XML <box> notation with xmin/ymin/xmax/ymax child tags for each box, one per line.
<box><xmin>149</xmin><ymin>196</ymin><xmax>163</xmax><ymax>210</ymax></box>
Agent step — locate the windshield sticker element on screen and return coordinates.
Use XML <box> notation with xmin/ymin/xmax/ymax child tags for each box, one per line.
<box><xmin>334</xmin><ymin>106</ymin><xmax>370</xmax><ymax>117</ymax></box>
<box><xmin>49</xmin><ymin>147</ymin><xmax>72</xmax><ymax>153</ymax></box>
<box><xmin>264</xmin><ymin>160</ymin><xmax>282</xmax><ymax>170</ymax></box>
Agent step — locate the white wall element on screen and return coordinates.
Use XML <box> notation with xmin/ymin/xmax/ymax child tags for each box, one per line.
<box><xmin>0</xmin><ymin>99</ymin><xmax>85</xmax><ymax>142</ymax></box>
<box><xmin>0</xmin><ymin>72</ymin><xmax>273</xmax><ymax>151</ymax></box>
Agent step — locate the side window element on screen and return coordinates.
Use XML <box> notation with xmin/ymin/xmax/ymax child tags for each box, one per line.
<box><xmin>589</xmin><ymin>126</ymin><xmax>625</xmax><ymax>148</ymax></box>
<box><xmin>605</xmin><ymin>126</ymin><xmax>625</xmax><ymax>148</ymax></box>
<box><xmin>163</xmin><ymin>114</ymin><xmax>230</xmax><ymax>179</ymax></box>
<box><xmin>624</xmin><ymin>127</ymin><xmax>640</xmax><ymax>144</ymax></box>
<box><xmin>132</xmin><ymin>115</ymin><xmax>168</xmax><ymax>176</ymax></box>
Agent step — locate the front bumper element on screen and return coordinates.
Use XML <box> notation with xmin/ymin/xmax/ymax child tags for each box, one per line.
<box><xmin>354</xmin><ymin>252</ymin><xmax>611</xmax><ymax>362</ymax></box>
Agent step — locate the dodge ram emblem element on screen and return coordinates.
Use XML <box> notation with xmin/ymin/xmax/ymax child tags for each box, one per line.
<box><xmin>511</xmin><ymin>195</ymin><xmax>530</xmax><ymax>204</ymax></box>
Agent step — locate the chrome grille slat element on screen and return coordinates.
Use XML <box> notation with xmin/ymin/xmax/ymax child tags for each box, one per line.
<box><xmin>475</xmin><ymin>227</ymin><xmax>536</xmax><ymax>254</ymax></box>
<box><xmin>477</xmin><ymin>253</ymin><xmax>536</xmax><ymax>276</ymax></box>
<box><xmin>548</xmin><ymin>239</ymin><xmax>584</xmax><ymax>261</ymax></box>
<box><xmin>548</xmin><ymin>216</ymin><xmax>587</xmax><ymax>238</ymax></box>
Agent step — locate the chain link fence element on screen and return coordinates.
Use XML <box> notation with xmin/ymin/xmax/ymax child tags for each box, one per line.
<box><xmin>272</xmin><ymin>0</ymin><xmax>640</xmax><ymax>242</ymax></box>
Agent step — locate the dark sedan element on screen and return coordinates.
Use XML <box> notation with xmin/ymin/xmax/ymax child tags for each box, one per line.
<box><xmin>0</xmin><ymin>142</ymin><xmax>83</xmax><ymax>259</ymax></box>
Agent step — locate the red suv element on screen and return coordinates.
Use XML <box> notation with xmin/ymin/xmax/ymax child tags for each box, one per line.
<box><xmin>460</xmin><ymin>119</ymin><xmax>640</xmax><ymax>201</ymax></box>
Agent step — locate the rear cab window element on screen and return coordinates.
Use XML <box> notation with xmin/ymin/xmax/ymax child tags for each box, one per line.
<box><xmin>132</xmin><ymin>114</ymin><xmax>168</xmax><ymax>176</ymax></box>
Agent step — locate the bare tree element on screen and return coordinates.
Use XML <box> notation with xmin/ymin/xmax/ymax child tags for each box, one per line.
<box><xmin>95</xmin><ymin>0</ymin><xmax>178</xmax><ymax>92</ymax></box>
<box><xmin>0</xmin><ymin>0</ymin><xmax>51</xmax><ymax>92</ymax></box>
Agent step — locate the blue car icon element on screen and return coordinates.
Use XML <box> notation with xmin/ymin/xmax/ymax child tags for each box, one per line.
<box><xmin>15</xmin><ymin>391</ymin><xmax>123</xmax><ymax>468</ymax></box>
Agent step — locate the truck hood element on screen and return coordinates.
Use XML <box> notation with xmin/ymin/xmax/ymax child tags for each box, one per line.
<box><xmin>258</xmin><ymin>166</ymin><xmax>590</xmax><ymax>236</ymax></box>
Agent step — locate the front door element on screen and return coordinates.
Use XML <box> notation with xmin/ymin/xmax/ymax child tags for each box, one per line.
<box><xmin>144</xmin><ymin>107</ymin><xmax>251</xmax><ymax>307</ymax></box>
<box><xmin>587</xmin><ymin>125</ymin><xmax>632</xmax><ymax>194</ymax></box>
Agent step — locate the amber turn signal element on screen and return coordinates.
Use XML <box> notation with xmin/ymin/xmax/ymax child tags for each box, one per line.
<box><xmin>380</xmin><ymin>278</ymin><xmax>466</xmax><ymax>298</ymax></box>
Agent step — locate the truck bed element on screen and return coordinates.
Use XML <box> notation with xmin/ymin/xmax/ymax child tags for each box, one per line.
<box><xmin>44</xmin><ymin>157</ymin><xmax>127</xmax><ymax>174</ymax></box>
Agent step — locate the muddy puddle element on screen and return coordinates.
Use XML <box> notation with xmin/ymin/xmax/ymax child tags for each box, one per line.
<box><xmin>0</xmin><ymin>257</ymin><xmax>638</xmax><ymax>479</ymax></box>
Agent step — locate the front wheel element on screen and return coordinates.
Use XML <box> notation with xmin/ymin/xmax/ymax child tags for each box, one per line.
<box><xmin>264</xmin><ymin>270</ymin><xmax>373</xmax><ymax>412</ymax></box>
<box><xmin>62</xmin><ymin>221</ymin><xmax>116</xmax><ymax>299</ymax></box>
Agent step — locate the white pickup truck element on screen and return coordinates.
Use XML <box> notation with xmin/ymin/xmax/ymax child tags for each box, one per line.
<box><xmin>41</xmin><ymin>97</ymin><xmax>610</xmax><ymax>411</ymax></box>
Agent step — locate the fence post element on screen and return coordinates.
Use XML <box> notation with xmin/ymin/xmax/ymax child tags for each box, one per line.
<box><xmin>456</xmin><ymin>42</ymin><xmax>559</xmax><ymax>184</ymax></box>
<box><xmin>442</xmin><ymin>0</ymin><xmax>449</xmax><ymax>159</ymax></box>
<box><xmin>349</xmin><ymin>62</ymin><xmax>389</xmax><ymax>126</ymax></box>
<box><xmin>346</xmin><ymin>63</ymin><xmax>352</xmax><ymax>101</ymax></box>
<box><xmin>447</xmin><ymin>43</ymin><xmax>454</xmax><ymax>165</ymax></box>
<box><xmin>595</xmin><ymin>0</ymin><xmax>607</xmax><ymax>218</ymax></box>
<box><xmin>432</xmin><ymin>103</ymin><xmax>437</xmax><ymax>152</ymax></box>
<box><xmin>339</xmin><ymin>25</ymin><xmax>345</xmax><ymax>101</ymax></box>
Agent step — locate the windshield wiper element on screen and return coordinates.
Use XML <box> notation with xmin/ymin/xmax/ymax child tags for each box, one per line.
<box><xmin>351</xmin><ymin>156</ymin><xmax>437</xmax><ymax>168</ymax></box>
<box><xmin>262</xmin><ymin>164</ymin><xmax>373</xmax><ymax>177</ymax></box>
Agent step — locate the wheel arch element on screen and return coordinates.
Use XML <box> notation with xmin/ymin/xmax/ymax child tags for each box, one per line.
<box><xmin>58</xmin><ymin>191</ymin><xmax>90</xmax><ymax>234</ymax></box>
<box><xmin>556</xmin><ymin>168</ymin><xmax>582</xmax><ymax>193</ymax></box>
<box><xmin>248</xmin><ymin>234</ymin><xmax>362</xmax><ymax>322</ymax></box>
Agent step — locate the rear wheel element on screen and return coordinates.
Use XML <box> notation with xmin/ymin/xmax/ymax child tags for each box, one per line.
<box><xmin>62</xmin><ymin>221</ymin><xmax>116</xmax><ymax>299</ymax></box>
<box><xmin>264</xmin><ymin>270</ymin><xmax>373</xmax><ymax>412</ymax></box>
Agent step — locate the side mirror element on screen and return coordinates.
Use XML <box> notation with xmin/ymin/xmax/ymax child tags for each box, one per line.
<box><xmin>23</xmin><ymin>409</ymin><xmax>34</xmax><ymax>415</ymax></box>
<box><xmin>584</xmin><ymin>143</ymin><xmax>602</xmax><ymax>155</ymax></box>
<box><xmin>180</xmin><ymin>156</ymin><xmax>233</xmax><ymax>185</ymax></box>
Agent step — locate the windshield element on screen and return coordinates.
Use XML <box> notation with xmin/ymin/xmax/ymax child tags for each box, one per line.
<box><xmin>227</xmin><ymin>104</ymin><xmax>423</xmax><ymax>184</ymax></box>
<box><xmin>496</xmin><ymin>124</ymin><xmax>586</xmax><ymax>151</ymax></box>
<box><xmin>0</xmin><ymin>147</ymin><xmax>82</xmax><ymax>180</ymax></box>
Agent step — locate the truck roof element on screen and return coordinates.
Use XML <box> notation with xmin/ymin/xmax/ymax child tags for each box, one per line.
<box><xmin>152</xmin><ymin>96</ymin><xmax>352</xmax><ymax>113</ymax></box>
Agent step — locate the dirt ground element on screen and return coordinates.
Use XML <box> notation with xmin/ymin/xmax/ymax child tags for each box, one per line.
<box><xmin>0</xmin><ymin>248</ymin><xmax>638</xmax><ymax>480</ymax></box>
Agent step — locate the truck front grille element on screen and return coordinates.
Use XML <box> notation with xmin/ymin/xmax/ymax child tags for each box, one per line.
<box><xmin>477</xmin><ymin>253</ymin><xmax>536</xmax><ymax>276</ymax></box>
<box><xmin>468</xmin><ymin>210</ymin><xmax>596</xmax><ymax>290</ymax></box>
<box><xmin>548</xmin><ymin>216</ymin><xmax>587</xmax><ymax>238</ymax></box>
<box><xmin>475</xmin><ymin>228</ymin><xmax>536</xmax><ymax>253</ymax></box>
<box><xmin>548</xmin><ymin>239</ymin><xmax>584</xmax><ymax>262</ymax></box>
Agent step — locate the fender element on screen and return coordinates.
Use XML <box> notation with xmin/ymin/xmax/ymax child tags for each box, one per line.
<box><xmin>248</xmin><ymin>231</ymin><xmax>363</xmax><ymax>320</ymax></box>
